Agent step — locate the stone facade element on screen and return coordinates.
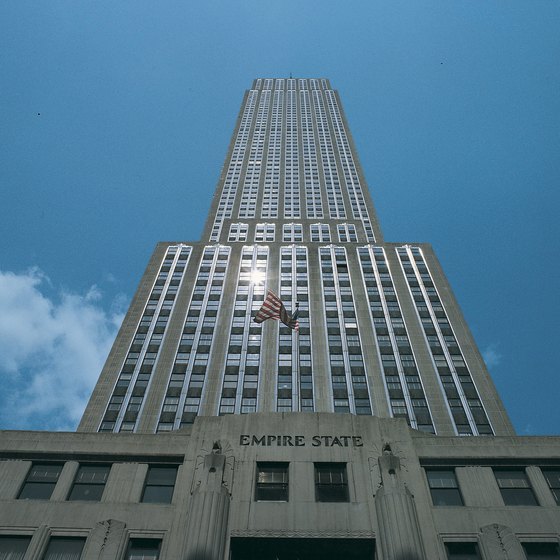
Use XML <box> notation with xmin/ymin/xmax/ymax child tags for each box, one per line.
<box><xmin>1</xmin><ymin>414</ymin><xmax>559</xmax><ymax>558</ymax></box>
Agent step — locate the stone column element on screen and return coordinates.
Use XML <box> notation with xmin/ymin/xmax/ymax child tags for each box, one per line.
<box><xmin>479</xmin><ymin>524</ymin><xmax>525</xmax><ymax>560</ymax></box>
<box><xmin>23</xmin><ymin>524</ymin><xmax>50</xmax><ymax>560</ymax></box>
<box><xmin>374</xmin><ymin>444</ymin><xmax>427</xmax><ymax>560</ymax></box>
<box><xmin>50</xmin><ymin>461</ymin><xmax>79</xmax><ymax>501</ymax></box>
<box><xmin>182</xmin><ymin>442</ymin><xmax>231</xmax><ymax>560</ymax></box>
<box><xmin>82</xmin><ymin>519</ymin><xmax>127</xmax><ymax>560</ymax></box>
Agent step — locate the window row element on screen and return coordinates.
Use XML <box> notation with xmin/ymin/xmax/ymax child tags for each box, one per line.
<box><xmin>255</xmin><ymin>462</ymin><xmax>349</xmax><ymax>502</ymax></box>
<box><xmin>426</xmin><ymin>467</ymin><xmax>560</xmax><ymax>507</ymax></box>
<box><xmin>18</xmin><ymin>463</ymin><xmax>178</xmax><ymax>504</ymax></box>
<box><xmin>2</xmin><ymin>534</ymin><xmax>556</xmax><ymax>560</ymax></box>
<box><xmin>0</xmin><ymin>535</ymin><xmax>162</xmax><ymax>560</ymax></box>
<box><xmin>228</xmin><ymin>222</ymin><xmax>361</xmax><ymax>243</ymax></box>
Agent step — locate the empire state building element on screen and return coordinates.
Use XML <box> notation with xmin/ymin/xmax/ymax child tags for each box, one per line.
<box><xmin>0</xmin><ymin>79</ymin><xmax>558</xmax><ymax>560</ymax></box>
<box><xmin>80</xmin><ymin>78</ymin><xmax>512</xmax><ymax>438</ymax></box>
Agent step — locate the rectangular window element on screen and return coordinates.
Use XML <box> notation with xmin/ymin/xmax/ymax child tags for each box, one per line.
<box><xmin>521</xmin><ymin>542</ymin><xmax>560</xmax><ymax>559</ymax></box>
<box><xmin>315</xmin><ymin>463</ymin><xmax>349</xmax><ymax>502</ymax></box>
<box><xmin>445</xmin><ymin>542</ymin><xmax>481</xmax><ymax>559</ymax></box>
<box><xmin>126</xmin><ymin>539</ymin><xmax>162</xmax><ymax>560</ymax></box>
<box><xmin>542</xmin><ymin>469</ymin><xmax>560</xmax><ymax>505</ymax></box>
<box><xmin>18</xmin><ymin>463</ymin><xmax>62</xmax><ymax>500</ymax></box>
<box><xmin>494</xmin><ymin>469</ymin><xmax>538</xmax><ymax>506</ymax></box>
<box><xmin>142</xmin><ymin>466</ymin><xmax>178</xmax><ymax>503</ymax></box>
<box><xmin>426</xmin><ymin>469</ymin><xmax>463</xmax><ymax>506</ymax></box>
<box><xmin>68</xmin><ymin>464</ymin><xmax>110</xmax><ymax>501</ymax></box>
<box><xmin>0</xmin><ymin>536</ymin><xmax>31</xmax><ymax>560</ymax></box>
<box><xmin>255</xmin><ymin>462</ymin><xmax>289</xmax><ymax>501</ymax></box>
<box><xmin>43</xmin><ymin>538</ymin><xmax>85</xmax><ymax>560</ymax></box>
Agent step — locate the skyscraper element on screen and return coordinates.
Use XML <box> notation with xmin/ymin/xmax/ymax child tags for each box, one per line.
<box><xmin>79</xmin><ymin>77</ymin><xmax>512</xmax><ymax>438</ymax></box>
<box><xmin>0</xmin><ymin>79</ymin><xmax>558</xmax><ymax>560</ymax></box>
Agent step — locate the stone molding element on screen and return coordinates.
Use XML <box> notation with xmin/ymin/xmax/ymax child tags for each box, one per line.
<box><xmin>229</xmin><ymin>530</ymin><xmax>375</xmax><ymax>539</ymax></box>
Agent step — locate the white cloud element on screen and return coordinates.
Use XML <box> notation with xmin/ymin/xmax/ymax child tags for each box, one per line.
<box><xmin>0</xmin><ymin>269</ymin><xmax>126</xmax><ymax>431</ymax></box>
<box><xmin>482</xmin><ymin>344</ymin><xmax>502</xmax><ymax>368</ymax></box>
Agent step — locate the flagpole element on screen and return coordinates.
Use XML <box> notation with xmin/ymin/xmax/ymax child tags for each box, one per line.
<box><xmin>295</xmin><ymin>329</ymin><xmax>301</xmax><ymax>412</ymax></box>
<box><xmin>294</xmin><ymin>302</ymin><xmax>300</xmax><ymax>412</ymax></box>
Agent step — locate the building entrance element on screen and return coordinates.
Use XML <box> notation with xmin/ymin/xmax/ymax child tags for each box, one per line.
<box><xmin>230</xmin><ymin>537</ymin><xmax>376</xmax><ymax>560</ymax></box>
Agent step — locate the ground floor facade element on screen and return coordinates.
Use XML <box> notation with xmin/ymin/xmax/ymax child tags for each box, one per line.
<box><xmin>0</xmin><ymin>413</ymin><xmax>559</xmax><ymax>559</ymax></box>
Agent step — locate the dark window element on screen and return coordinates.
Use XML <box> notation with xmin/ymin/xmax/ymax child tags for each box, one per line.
<box><xmin>522</xmin><ymin>542</ymin><xmax>560</xmax><ymax>559</ymax></box>
<box><xmin>445</xmin><ymin>542</ymin><xmax>481</xmax><ymax>559</ymax></box>
<box><xmin>255</xmin><ymin>463</ymin><xmax>289</xmax><ymax>501</ymax></box>
<box><xmin>315</xmin><ymin>463</ymin><xmax>349</xmax><ymax>502</ymax></box>
<box><xmin>426</xmin><ymin>469</ymin><xmax>463</xmax><ymax>506</ymax></box>
<box><xmin>231</xmin><ymin>537</ymin><xmax>375</xmax><ymax>560</ymax></box>
<box><xmin>494</xmin><ymin>469</ymin><xmax>538</xmax><ymax>506</ymax></box>
<box><xmin>43</xmin><ymin>537</ymin><xmax>85</xmax><ymax>560</ymax></box>
<box><xmin>18</xmin><ymin>463</ymin><xmax>62</xmax><ymax>500</ymax></box>
<box><xmin>0</xmin><ymin>536</ymin><xmax>31</xmax><ymax>560</ymax></box>
<box><xmin>126</xmin><ymin>539</ymin><xmax>161</xmax><ymax>560</ymax></box>
<box><xmin>141</xmin><ymin>466</ymin><xmax>178</xmax><ymax>504</ymax></box>
<box><xmin>68</xmin><ymin>465</ymin><xmax>110</xmax><ymax>501</ymax></box>
<box><xmin>542</xmin><ymin>469</ymin><xmax>560</xmax><ymax>505</ymax></box>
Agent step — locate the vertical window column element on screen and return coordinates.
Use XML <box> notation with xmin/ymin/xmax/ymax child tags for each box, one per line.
<box><xmin>397</xmin><ymin>246</ymin><xmax>493</xmax><ymax>436</ymax></box>
<box><xmin>320</xmin><ymin>246</ymin><xmax>372</xmax><ymax>415</ymax></box>
<box><xmin>239</xmin><ymin>90</ymin><xmax>271</xmax><ymax>219</ymax></box>
<box><xmin>358</xmin><ymin>247</ymin><xmax>435</xmax><ymax>433</ymax></box>
<box><xmin>219</xmin><ymin>246</ymin><xmax>268</xmax><ymax>415</ymax></box>
<box><xmin>325</xmin><ymin>89</ymin><xmax>375</xmax><ymax>242</ymax></box>
<box><xmin>284</xmin><ymin>88</ymin><xmax>301</xmax><ymax>218</ymax></box>
<box><xmin>261</xmin><ymin>87</ymin><xmax>283</xmax><ymax>218</ymax></box>
<box><xmin>312</xmin><ymin>89</ymin><xmax>346</xmax><ymax>219</ymax></box>
<box><xmin>278</xmin><ymin>247</ymin><xmax>314</xmax><ymax>412</ymax></box>
<box><xmin>210</xmin><ymin>90</ymin><xmax>257</xmax><ymax>241</ymax></box>
<box><xmin>99</xmin><ymin>245</ymin><xmax>192</xmax><ymax>433</ymax></box>
<box><xmin>156</xmin><ymin>247</ymin><xmax>230</xmax><ymax>431</ymax></box>
<box><xmin>300</xmin><ymin>89</ymin><xmax>323</xmax><ymax>219</ymax></box>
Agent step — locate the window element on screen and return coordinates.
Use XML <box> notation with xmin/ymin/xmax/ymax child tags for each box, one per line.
<box><xmin>68</xmin><ymin>464</ymin><xmax>110</xmax><ymax>501</ymax></box>
<box><xmin>126</xmin><ymin>539</ymin><xmax>161</xmax><ymax>560</ymax></box>
<box><xmin>43</xmin><ymin>538</ymin><xmax>85</xmax><ymax>560</ymax></box>
<box><xmin>522</xmin><ymin>542</ymin><xmax>560</xmax><ymax>559</ymax></box>
<box><xmin>542</xmin><ymin>469</ymin><xmax>560</xmax><ymax>505</ymax></box>
<box><xmin>0</xmin><ymin>536</ymin><xmax>31</xmax><ymax>560</ymax></box>
<box><xmin>315</xmin><ymin>463</ymin><xmax>349</xmax><ymax>502</ymax></box>
<box><xmin>283</xmin><ymin>223</ymin><xmax>303</xmax><ymax>242</ymax></box>
<box><xmin>337</xmin><ymin>224</ymin><xmax>357</xmax><ymax>243</ymax></box>
<box><xmin>494</xmin><ymin>469</ymin><xmax>538</xmax><ymax>506</ymax></box>
<box><xmin>255</xmin><ymin>463</ymin><xmax>289</xmax><ymax>501</ymax></box>
<box><xmin>445</xmin><ymin>542</ymin><xmax>481</xmax><ymax>559</ymax></box>
<box><xmin>228</xmin><ymin>223</ymin><xmax>248</xmax><ymax>242</ymax></box>
<box><xmin>18</xmin><ymin>463</ymin><xmax>62</xmax><ymax>500</ymax></box>
<box><xmin>255</xmin><ymin>223</ymin><xmax>275</xmax><ymax>242</ymax></box>
<box><xmin>142</xmin><ymin>466</ymin><xmax>178</xmax><ymax>503</ymax></box>
<box><xmin>426</xmin><ymin>469</ymin><xmax>463</xmax><ymax>506</ymax></box>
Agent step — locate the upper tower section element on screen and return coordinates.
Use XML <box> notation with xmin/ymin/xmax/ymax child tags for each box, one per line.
<box><xmin>79</xmin><ymin>79</ymin><xmax>514</xmax><ymax>438</ymax></box>
<box><xmin>202</xmin><ymin>78</ymin><xmax>383</xmax><ymax>245</ymax></box>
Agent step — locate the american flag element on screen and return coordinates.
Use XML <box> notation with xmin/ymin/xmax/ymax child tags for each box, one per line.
<box><xmin>254</xmin><ymin>290</ymin><xmax>299</xmax><ymax>330</ymax></box>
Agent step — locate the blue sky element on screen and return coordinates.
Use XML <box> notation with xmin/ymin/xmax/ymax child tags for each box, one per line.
<box><xmin>1</xmin><ymin>1</ymin><xmax>559</xmax><ymax>433</ymax></box>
